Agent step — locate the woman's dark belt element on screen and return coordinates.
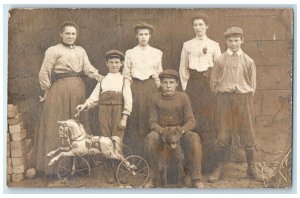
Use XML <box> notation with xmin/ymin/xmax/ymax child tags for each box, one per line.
<box><xmin>189</xmin><ymin>69</ymin><xmax>206</xmax><ymax>79</ymax></box>
<box><xmin>53</xmin><ymin>73</ymin><xmax>80</xmax><ymax>81</ymax></box>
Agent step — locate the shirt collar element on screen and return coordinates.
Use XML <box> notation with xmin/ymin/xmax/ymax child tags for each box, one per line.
<box><xmin>195</xmin><ymin>35</ymin><xmax>208</xmax><ymax>41</ymax></box>
<box><xmin>107</xmin><ymin>72</ymin><xmax>121</xmax><ymax>77</ymax></box>
<box><xmin>226</xmin><ymin>48</ymin><xmax>243</xmax><ymax>56</ymax></box>
<box><xmin>61</xmin><ymin>43</ymin><xmax>75</xmax><ymax>49</ymax></box>
<box><xmin>138</xmin><ymin>44</ymin><xmax>150</xmax><ymax>50</ymax></box>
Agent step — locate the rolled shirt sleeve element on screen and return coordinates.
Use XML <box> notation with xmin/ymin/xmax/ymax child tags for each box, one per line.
<box><xmin>122</xmin><ymin>50</ymin><xmax>133</xmax><ymax>82</ymax></box>
<box><xmin>84</xmin><ymin>82</ymin><xmax>101</xmax><ymax>109</ymax></box>
<box><xmin>179</xmin><ymin>43</ymin><xmax>190</xmax><ymax>91</ymax></box>
<box><xmin>250</xmin><ymin>60</ymin><xmax>256</xmax><ymax>92</ymax></box>
<box><xmin>210</xmin><ymin>58</ymin><xmax>221</xmax><ymax>93</ymax></box>
<box><xmin>151</xmin><ymin>50</ymin><xmax>163</xmax><ymax>79</ymax></box>
<box><xmin>122</xmin><ymin>78</ymin><xmax>133</xmax><ymax>115</ymax></box>
<box><xmin>39</xmin><ymin>47</ymin><xmax>57</xmax><ymax>90</ymax></box>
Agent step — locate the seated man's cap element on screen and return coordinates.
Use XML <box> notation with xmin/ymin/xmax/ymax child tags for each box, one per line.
<box><xmin>105</xmin><ymin>50</ymin><xmax>124</xmax><ymax>61</ymax></box>
<box><xmin>224</xmin><ymin>27</ymin><xmax>243</xmax><ymax>37</ymax></box>
<box><xmin>159</xmin><ymin>69</ymin><xmax>179</xmax><ymax>80</ymax></box>
<box><xmin>134</xmin><ymin>22</ymin><xmax>154</xmax><ymax>33</ymax></box>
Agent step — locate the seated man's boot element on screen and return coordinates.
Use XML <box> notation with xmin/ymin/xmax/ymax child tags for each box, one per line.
<box><xmin>207</xmin><ymin>162</ymin><xmax>223</xmax><ymax>183</ymax></box>
<box><xmin>245</xmin><ymin>149</ymin><xmax>264</xmax><ymax>182</ymax></box>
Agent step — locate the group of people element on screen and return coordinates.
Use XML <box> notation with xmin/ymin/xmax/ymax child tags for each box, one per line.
<box><xmin>34</xmin><ymin>13</ymin><xmax>263</xmax><ymax>188</ymax></box>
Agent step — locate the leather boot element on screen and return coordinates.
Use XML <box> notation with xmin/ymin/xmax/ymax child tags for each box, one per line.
<box><xmin>245</xmin><ymin>149</ymin><xmax>264</xmax><ymax>182</ymax></box>
<box><xmin>207</xmin><ymin>161</ymin><xmax>223</xmax><ymax>183</ymax></box>
<box><xmin>207</xmin><ymin>148</ymin><xmax>225</xmax><ymax>183</ymax></box>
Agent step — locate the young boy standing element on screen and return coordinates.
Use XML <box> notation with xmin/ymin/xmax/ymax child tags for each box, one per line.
<box><xmin>77</xmin><ymin>50</ymin><xmax>132</xmax><ymax>183</ymax></box>
<box><xmin>209</xmin><ymin>27</ymin><xmax>263</xmax><ymax>182</ymax></box>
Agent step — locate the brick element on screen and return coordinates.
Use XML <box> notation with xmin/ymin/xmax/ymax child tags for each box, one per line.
<box><xmin>10</xmin><ymin>140</ymin><xmax>26</xmax><ymax>150</ymax></box>
<box><xmin>12</xmin><ymin>157</ymin><xmax>27</xmax><ymax>166</ymax></box>
<box><xmin>11</xmin><ymin>148</ymin><xmax>27</xmax><ymax>158</ymax></box>
<box><xmin>12</xmin><ymin>173</ymin><xmax>24</xmax><ymax>182</ymax></box>
<box><xmin>9</xmin><ymin>121</ymin><xmax>24</xmax><ymax>134</ymax></box>
<box><xmin>13</xmin><ymin>165</ymin><xmax>27</xmax><ymax>173</ymax></box>
<box><xmin>8</xmin><ymin>113</ymin><xmax>22</xmax><ymax>126</ymax></box>
<box><xmin>7</xmin><ymin>174</ymin><xmax>12</xmax><ymax>183</ymax></box>
<box><xmin>11</xmin><ymin>129</ymin><xmax>27</xmax><ymax>141</ymax></box>
<box><xmin>7</xmin><ymin>157</ymin><xmax>12</xmax><ymax>166</ymax></box>
<box><xmin>7</xmin><ymin>104</ymin><xmax>18</xmax><ymax>118</ymax></box>
<box><xmin>7</xmin><ymin>165</ymin><xmax>13</xmax><ymax>174</ymax></box>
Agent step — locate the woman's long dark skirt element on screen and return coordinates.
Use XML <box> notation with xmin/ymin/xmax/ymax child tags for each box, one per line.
<box><xmin>34</xmin><ymin>77</ymin><xmax>90</xmax><ymax>175</ymax></box>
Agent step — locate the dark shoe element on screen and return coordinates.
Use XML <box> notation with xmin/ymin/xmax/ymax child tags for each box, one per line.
<box><xmin>245</xmin><ymin>149</ymin><xmax>264</xmax><ymax>182</ymax></box>
<box><xmin>118</xmin><ymin>177</ymin><xmax>128</xmax><ymax>184</ymax></box>
<box><xmin>105</xmin><ymin>171</ymin><xmax>115</xmax><ymax>184</ymax></box>
<box><xmin>207</xmin><ymin>163</ymin><xmax>223</xmax><ymax>183</ymax></box>
<box><xmin>192</xmin><ymin>180</ymin><xmax>205</xmax><ymax>188</ymax></box>
<box><xmin>247</xmin><ymin>165</ymin><xmax>264</xmax><ymax>182</ymax></box>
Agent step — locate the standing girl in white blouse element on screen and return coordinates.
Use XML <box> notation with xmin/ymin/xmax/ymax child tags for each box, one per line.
<box><xmin>122</xmin><ymin>22</ymin><xmax>163</xmax><ymax>156</ymax></box>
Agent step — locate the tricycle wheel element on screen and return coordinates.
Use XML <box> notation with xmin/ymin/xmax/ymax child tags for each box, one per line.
<box><xmin>116</xmin><ymin>155</ymin><xmax>149</xmax><ymax>187</ymax></box>
<box><xmin>57</xmin><ymin>156</ymin><xmax>91</xmax><ymax>187</ymax></box>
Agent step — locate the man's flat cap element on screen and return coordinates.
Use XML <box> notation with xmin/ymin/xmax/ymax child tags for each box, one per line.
<box><xmin>105</xmin><ymin>50</ymin><xmax>124</xmax><ymax>61</ymax></box>
<box><xmin>134</xmin><ymin>22</ymin><xmax>154</xmax><ymax>32</ymax></box>
<box><xmin>224</xmin><ymin>27</ymin><xmax>243</xmax><ymax>37</ymax></box>
<box><xmin>159</xmin><ymin>69</ymin><xmax>179</xmax><ymax>80</ymax></box>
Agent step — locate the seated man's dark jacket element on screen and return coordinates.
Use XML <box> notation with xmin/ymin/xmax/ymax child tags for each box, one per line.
<box><xmin>149</xmin><ymin>91</ymin><xmax>196</xmax><ymax>133</ymax></box>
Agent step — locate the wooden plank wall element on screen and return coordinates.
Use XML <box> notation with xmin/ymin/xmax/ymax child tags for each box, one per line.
<box><xmin>8</xmin><ymin>8</ymin><xmax>293</xmax><ymax>165</ymax></box>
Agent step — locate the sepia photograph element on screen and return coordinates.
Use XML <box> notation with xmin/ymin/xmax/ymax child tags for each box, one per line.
<box><xmin>5</xmin><ymin>7</ymin><xmax>293</xmax><ymax>190</ymax></box>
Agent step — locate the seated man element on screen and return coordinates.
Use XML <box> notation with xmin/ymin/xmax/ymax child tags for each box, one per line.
<box><xmin>144</xmin><ymin>69</ymin><xmax>204</xmax><ymax>188</ymax></box>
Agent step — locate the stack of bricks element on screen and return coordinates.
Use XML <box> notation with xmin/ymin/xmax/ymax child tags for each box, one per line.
<box><xmin>7</xmin><ymin>104</ymin><xmax>33</xmax><ymax>183</ymax></box>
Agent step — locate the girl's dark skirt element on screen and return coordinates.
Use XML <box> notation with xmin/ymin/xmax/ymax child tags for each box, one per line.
<box><xmin>124</xmin><ymin>78</ymin><xmax>159</xmax><ymax>156</ymax></box>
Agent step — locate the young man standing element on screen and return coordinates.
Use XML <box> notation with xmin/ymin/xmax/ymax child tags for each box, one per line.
<box><xmin>144</xmin><ymin>69</ymin><xmax>204</xmax><ymax>188</ymax></box>
<box><xmin>209</xmin><ymin>27</ymin><xmax>263</xmax><ymax>183</ymax></box>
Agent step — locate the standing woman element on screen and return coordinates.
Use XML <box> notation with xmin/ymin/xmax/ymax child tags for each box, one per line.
<box><xmin>122</xmin><ymin>22</ymin><xmax>163</xmax><ymax>156</ymax></box>
<box><xmin>179</xmin><ymin>14</ymin><xmax>221</xmax><ymax>172</ymax></box>
<box><xmin>35</xmin><ymin>21</ymin><xmax>102</xmax><ymax>176</ymax></box>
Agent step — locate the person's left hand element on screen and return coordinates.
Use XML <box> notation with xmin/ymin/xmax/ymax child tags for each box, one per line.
<box><xmin>118</xmin><ymin>117</ymin><xmax>127</xmax><ymax>130</ymax></box>
<box><xmin>154</xmin><ymin>78</ymin><xmax>161</xmax><ymax>88</ymax></box>
<box><xmin>39</xmin><ymin>89</ymin><xmax>49</xmax><ymax>103</ymax></box>
<box><xmin>204</xmin><ymin>68</ymin><xmax>212</xmax><ymax>78</ymax></box>
<box><xmin>93</xmin><ymin>74</ymin><xmax>103</xmax><ymax>82</ymax></box>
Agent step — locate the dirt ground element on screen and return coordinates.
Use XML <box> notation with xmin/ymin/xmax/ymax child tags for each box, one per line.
<box><xmin>7</xmin><ymin>162</ymin><xmax>268</xmax><ymax>189</ymax></box>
